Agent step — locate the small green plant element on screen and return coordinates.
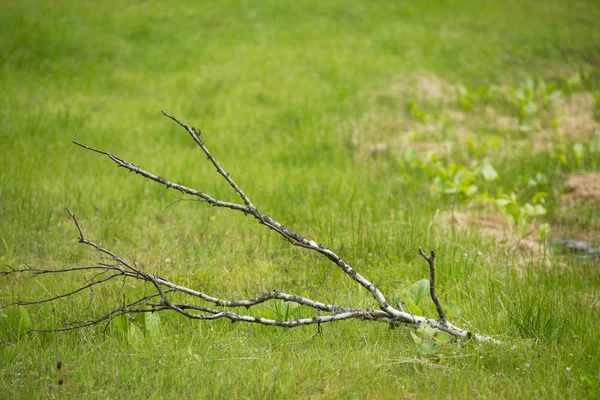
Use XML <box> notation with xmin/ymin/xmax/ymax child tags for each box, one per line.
<box><xmin>406</xmin><ymin>99</ymin><xmax>430</xmax><ymax>121</ymax></box>
<box><xmin>512</xmin><ymin>77</ymin><xmax>562</xmax><ymax>130</ymax></box>
<box><xmin>457</xmin><ymin>85</ymin><xmax>476</xmax><ymax>111</ymax></box>
<box><xmin>405</xmin><ymin>279</ymin><xmax>429</xmax><ymax>316</ymax></box>
<box><xmin>560</xmin><ymin>72</ymin><xmax>585</xmax><ymax>94</ymax></box>
<box><xmin>268</xmin><ymin>301</ymin><xmax>304</xmax><ymax>321</ymax></box>
<box><xmin>110</xmin><ymin>311</ymin><xmax>162</xmax><ymax>346</ymax></box>
<box><xmin>494</xmin><ymin>192</ymin><xmax>547</xmax><ymax>233</ymax></box>
<box><xmin>410</xmin><ymin>321</ymin><xmax>453</xmax><ymax>356</ymax></box>
<box><xmin>554</xmin><ymin>142</ymin><xmax>592</xmax><ymax>169</ymax></box>
<box><xmin>466</xmin><ymin>136</ymin><xmax>500</xmax><ymax>159</ymax></box>
<box><xmin>2</xmin><ymin>305</ymin><xmax>32</xmax><ymax>338</ymax></box>
<box><xmin>423</xmin><ymin>156</ymin><xmax>498</xmax><ymax>199</ymax></box>
<box><xmin>0</xmin><ymin>237</ymin><xmax>17</xmax><ymax>266</ymax></box>
<box><xmin>456</xmin><ymin>84</ymin><xmax>499</xmax><ymax>111</ymax></box>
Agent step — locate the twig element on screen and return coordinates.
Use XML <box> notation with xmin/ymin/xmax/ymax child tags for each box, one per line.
<box><xmin>161</xmin><ymin>111</ymin><xmax>256</xmax><ymax>210</ymax></box>
<box><xmin>418</xmin><ymin>247</ymin><xmax>446</xmax><ymax>323</ymax></box>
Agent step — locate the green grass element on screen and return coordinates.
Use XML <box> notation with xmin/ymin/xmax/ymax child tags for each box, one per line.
<box><xmin>1</xmin><ymin>0</ymin><xmax>600</xmax><ymax>398</ymax></box>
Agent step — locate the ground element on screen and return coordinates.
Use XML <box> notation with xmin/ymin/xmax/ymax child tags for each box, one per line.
<box><xmin>1</xmin><ymin>1</ymin><xmax>599</xmax><ymax>398</ymax></box>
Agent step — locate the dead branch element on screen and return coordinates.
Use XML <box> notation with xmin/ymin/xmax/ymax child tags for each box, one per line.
<box><xmin>1</xmin><ymin>112</ymin><xmax>498</xmax><ymax>343</ymax></box>
<box><xmin>418</xmin><ymin>247</ymin><xmax>446</xmax><ymax>323</ymax></box>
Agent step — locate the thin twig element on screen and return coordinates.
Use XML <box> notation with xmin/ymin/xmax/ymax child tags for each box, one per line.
<box><xmin>72</xmin><ymin>141</ymin><xmax>251</xmax><ymax>214</ymax></box>
<box><xmin>418</xmin><ymin>247</ymin><xmax>447</xmax><ymax>323</ymax></box>
<box><xmin>161</xmin><ymin>111</ymin><xmax>256</xmax><ymax>210</ymax></box>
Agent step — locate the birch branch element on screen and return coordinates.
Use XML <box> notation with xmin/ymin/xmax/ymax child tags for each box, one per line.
<box><xmin>1</xmin><ymin>113</ymin><xmax>499</xmax><ymax>343</ymax></box>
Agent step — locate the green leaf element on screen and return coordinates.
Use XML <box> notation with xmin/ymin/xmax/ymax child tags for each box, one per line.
<box><xmin>533</xmin><ymin>204</ymin><xmax>546</xmax><ymax>216</ymax></box>
<box><xmin>145</xmin><ymin>312</ymin><xmax>161</xmax><ymax>339</ymax></box>
<box><xmin>18</xmin><ymin>306</ymin><xmax>32</xmax><ymax>332</ymax></box>
<box><xmin>419</xmin><ymin>342</ymin><xmax>436</xmax><ymax>355</ymax></box>
<box><xmin>444</xmin><ymin>300</ymin><xmax>462</xmax><ymax>318</ymax></box>
<box><xmin>522</xmin><ymin>203</ymin><xmax>546</xmax><ymax>217</ymax></box>
<box><xmin>538</xmin><ymin>223</ymin><xmax>550</xmax><ymax>241</ymax></box>
<box><xmin>495</xmin><ymin>198</ymin><xmax>510</xmax><ymax>207</ymax></box>
<box><xmin>417</xmin><ymin>322</ymin><xmax>437</xmax><ymax>338</ymax></box>
<box><xmin>531</xmin><ymin>191</ymin><xmax>548</xmax><ymax>204</ymax></box>
<box><xmin>410</xmin><ymin>331</ymin><xmax>422</xmax><ymax>344</ymax></box>
<box><xmin>127</xmin><ymin>322</ymin><xmax>144</xmax><ymax>346</ymax></box>
<box><xmin>112</xmin><ymin>314</ymin><xmax>129</xmax><ymax>334</ymax></box>
<box><xmin>463</xmin><ymin>185</ymin><xmax>478</xmax><ymax>197</ymax></box>
<box><xmin>435</xmin><ymin>331</ymin><xmax>452</xmax><ymax>344</ymax></box>
<box><xmin>478</xmin><ymin>161</ymin><xmax>498</xmax><ymax>181</ymax></box>
<box><xmin>9</xmin><ymin>306</ymin><xmax>33</xmax><ymax>335</ymax></box>
<box><xmin>503</xmin><ymin>202</ymin><xmax>522</xmax><ymax>222</ymax></box>
<box><xmin>406</xmin><ymin>299</ymin><xmax>423</xmax><ymax>316</ymax></box>
<box><xmin>408</xmin><ymin>279</ymin><xmax>430</xmax><ymax>305</ymax></box>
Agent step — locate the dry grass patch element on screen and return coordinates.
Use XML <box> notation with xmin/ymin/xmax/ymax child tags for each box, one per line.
<box><xmin>553</xmin><ymin>172</ymin><xmax>600</xmax><ymax>248</ymax></box>
<box><xmin>440</xmin><ymin>211</ymin><xmax>549</xmax><ymax>265</ymax></box>
<box><xmin>561</xmin><ymin>172</ymin><xmax>600</xmax><ymax>204</ymax></box>
<box><xmin>553</xmin><ymin>93</ymin><xmax>600</xmax><ymax>140</ymax></box>
<box><xmin>387</xmin><ymin>74</ymin><xmax>457</xmax><ymax>104</ymax></box>
<box><xmin>347</xmin><ymin>74</ymin><xmax>599</xmax><ymax>165</ymax></box>
<box><xmin>347</xmin><ymin>74</ymin><xmax>464</xmax><ymax>160</ymax></box>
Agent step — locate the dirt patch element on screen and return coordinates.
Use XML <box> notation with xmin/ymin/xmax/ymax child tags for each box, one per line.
<box><xmin>440</xmin><ymin>211</ymin><xmax>549</xmax><ymax>264</ymax></box>
<box><xmin>561</xmin><ymin>173</ymin><xmax>600</xmax><ymax>204</ymax></box>
<box><xmin>348</xmin><ymin>75</ymin><xmax>599</xmax><ymax>163</ymax></box>
<box><xmin>446</xmin><ymin>110</ymin><xmax>466</xmax><ymax>123</ymax></box>
<box><xmin>555</xmin><ymin>173</ymin><xmax>600</xmax><ymax>248</ymax></box>
<box><xmin>481</xmin><ymin>106</ymin><xmax>520</xmax><ymax>133</ymax></box>
<box><xmin>553</xmin><ymin>93</ymin><xmax>599</xmax><ymax>140</ymax></box>
<box><xmin>530</xmin><ymin>132</ymin><xmax>556</xmax><ymax>153</ymax></box>
<box><xmin>415</xmin><ymin>75</ymin><xmax>456</xmax><ymax>103</ymax></box>
<box><xmin>444</xmin><ymin>212</ymin><xmax>512</xmax><ymax>242</ymax></box>
<box><xmin>582</xmin><ymin>292</ymin><xmax>600</xmax><ymax>317</ymax></box>
<box><xmin>350</xmin><ymin>135</ymin><xmax>452</xmax><ymax>161</ymax></box>
<box><xmin>347</xmin><ymin>74</ymin><xmax>460</xmax><ymax>160</ymax></box>
<box><xmin>387</xmin><ymin>74</ymin><xmax>457</xmax><ymax>104</ymax></box>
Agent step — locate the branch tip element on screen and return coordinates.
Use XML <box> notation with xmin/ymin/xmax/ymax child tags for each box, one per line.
<box><xmin>418</xmin><ymin>246</ymin><xmax>446</xmax><ymax>323</ymax></box>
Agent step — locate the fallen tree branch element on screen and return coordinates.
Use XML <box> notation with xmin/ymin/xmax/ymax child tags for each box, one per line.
<box><xmin>1</xmin><ymin>112</ymin><xmax>498</xmax><ymax>343</ymax></box>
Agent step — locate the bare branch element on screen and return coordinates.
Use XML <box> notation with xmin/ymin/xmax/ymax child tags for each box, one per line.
<box><xmin>72</xmin><ymin>122</ymin><xmax>405</xmax><ymax>323</ymax></box>
<box><xmin>72</xmin><ymin>141</ymin><xmax>251</xmax><ymax>214</ymax></box>
<box><xmin>13</xmin><ymin>273</ymin><xmax>123</xmax><ymax>307</ymax></box>
<box><xmin>161</xmin><ymin>111</ymin><xmax>256</xmax><ymax>210</ymax></box>
<box><xmin>418</xmin><ymin>247</ymin><xmax>447</xmax><ymax>323</ymax></box>
<box><xmin>0</xmin><ymin>113</ymin><xmax>499</xmax><ymax>343</ymax></box>
<box><xmin>29</xmin><ymin>292</ymin><xmax>166</xmax><ymax>333</ymax></box>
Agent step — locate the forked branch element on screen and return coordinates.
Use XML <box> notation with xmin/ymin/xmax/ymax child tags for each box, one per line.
<box><xmin>2</xmin><ymin>113</ymin><xmax>498</xmax><ymax>343</ymax></box>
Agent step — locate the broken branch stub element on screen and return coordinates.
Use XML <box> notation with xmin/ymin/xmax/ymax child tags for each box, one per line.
<box><xmin>1</xmin><ymin>112</ymin><xmax>498</xmax><ymax>343</ymax></box>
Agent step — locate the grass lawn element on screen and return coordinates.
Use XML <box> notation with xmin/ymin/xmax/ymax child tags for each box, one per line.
<box><xmin>1</xmin><ymin>0</ymin><xmax>599</xmax><ymax>398</ymax></box>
